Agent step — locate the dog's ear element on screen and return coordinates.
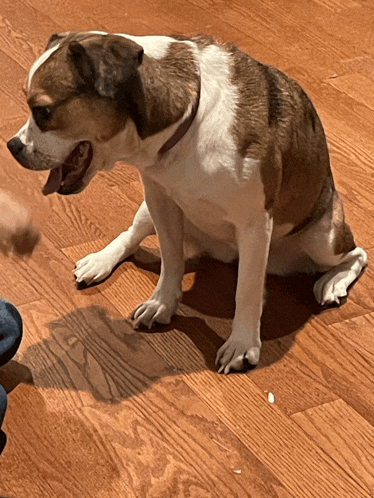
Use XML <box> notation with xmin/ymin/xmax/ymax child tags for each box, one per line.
<box><xmin>67</xmin><ymin>35</ymin><xmax>144</xmax><ymax>100</ymax></box>
<box><xmin>94</xmin><ymin>37</ymin><xmax>144</xmax><ymax>100</ymax></box>
<box><xmin>46</xmin><ymin>32</ymin><xmax>71</xmax><ymax>51</ymax></box>
<box><xmin>67</xmin><ymin>41</ymin><xmax>96</xmax><ymax>90</ymax></box>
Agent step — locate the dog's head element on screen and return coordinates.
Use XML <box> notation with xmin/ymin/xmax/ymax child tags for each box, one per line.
<box><xmin>7</xmin><ymin>32</ymin><xmax>144</xmax><ymax>195</ymax></box>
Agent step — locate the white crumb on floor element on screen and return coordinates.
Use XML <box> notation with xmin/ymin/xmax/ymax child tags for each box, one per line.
<box><xmin>268</xmin><ymin>392</ymin><xmax>275</xmax><ymax>403</ymax></box>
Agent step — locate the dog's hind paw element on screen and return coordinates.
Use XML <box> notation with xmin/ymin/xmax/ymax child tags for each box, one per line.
<box><xmin>313</xmin><ymin>247</ymin><xmax>367</xmax><ymax>306</ymax></box>
<box><xmin>313</xmin><ymin>275</ymin><xmax>348</xmax><ymax>306</ymax></box>
<box><xmin>216</xmin><ymin>339</ymin><xmax>261</xmax><ymax>375</ymax></box>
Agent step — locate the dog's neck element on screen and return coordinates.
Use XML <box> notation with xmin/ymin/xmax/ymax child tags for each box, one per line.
<box><xmin>158</xmin><ymin>81</ymin><xmax>200</xmax><ymax>154</ymax></box>
<box><xmin>127</xmin><ymin>48</ymin><xmax>200</xmax><ymax>145</ymax></box>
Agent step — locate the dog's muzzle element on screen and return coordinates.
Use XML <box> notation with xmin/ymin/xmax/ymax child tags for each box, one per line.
<box><xmin>7</xmin><ymin>137</ymin><xmax>94</xmax><ymax>196</ymax></box>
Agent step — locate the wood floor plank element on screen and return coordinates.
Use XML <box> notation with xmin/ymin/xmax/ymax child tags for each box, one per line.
<box><xmin>0</xmin><ymin>253</ymin><xmax>40</xmax><ymax>306</ymax></box>
<box><xmin>0</xmin><ymin>49</ymin><xmax>28</xmax><ymax>111</ymax></box>
<box><xmin>286</xmin><ymin>315</ymin><xmax>374</xmax><ymax>427</ymax></box>
<box><xmin>249</xmin><ymin>338</ymin><xmax>340</xmax><ymax>416</ymax></box>
<box><xmin>328</xmin><ymin>72</ymin><xmax>374</xmax><ymax>111</ymax></box>
<box><xmin>0</xmin><ymin>0</ymin><xmax>61</xmax><ymax>70</ymax></box>
<box><xmin>312</xmin><ymin>0</ymin><xmax>360</xmax><ymax>11</ymax></box>
<box><xmin>292</xmin><ymin>399</ymin><xmax>374</xmax><ymax>496</ymax></box>
<box><xmin>0</xmin><ymin>380</ymin><xmax>295</xmax><ymax>498</ymax></box>
<box><xmin>14</xmin><ymin>299</ymin><xmax>173</xmax><ymax>406</ymax></box>
<box><xmin>309</xmin><ymin>2</ymin><xmax>374</xmax><ymax>56</ymax></box>
<box><xmin>183</xmin><ymin>371</ymin><xmax>370</xmax><ymax>498</ymax></box>
<box><xmin>79</xmin><ymin>377</ymin><xmax>296</xmax><ymax>498</ymax></box>
<box><xmin>0</xmin><ymin>300</ymin><xmax>139</xmax><ymax>497</ymax></box>
<box><xmin>102</xmin><ymin>162</ymin><xmax>139</xmax><ymax>189</ymax></box>
<box><xmin>0</xmin><ymin>90</ymin><xmax>24</xmax><ymax>141</ymax></box>
<box><xmin>28</xmin><ymin>0</ymin><xmax>159</xmax><ymax>35</ymax></box>
<box><xmin>0</xmin><ymin>384</ymin><xmax>136</xmax><ymax>498</ymax></box>
<box><xmin>202</xmin><ymin>0</ymin><xmax>353</xmax><ymax>80</ymax></box>
<box><xmin>0</xmin><ymin>232</ymin><xmax>130</xmax><ymax>327</ymax></box>
<box><xmin>326</xmin><ymin>313</ymin><xmax>374</xmax><ymax>369</ymax></box>
<box><xmin>69</xmin><ymin>179</ymin><xmax>145</xmax><ymax>241</ymax></box>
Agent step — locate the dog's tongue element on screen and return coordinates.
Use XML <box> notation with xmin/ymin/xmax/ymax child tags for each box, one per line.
<box><xmin>42</xmin><ymin>167</ymin><xmax>63</xmax><ymax>196</ymax></box>
<box><xmin>41</xmin><ymin>141</ymin><xmax>92</xmax><ymax>196</ymax></box>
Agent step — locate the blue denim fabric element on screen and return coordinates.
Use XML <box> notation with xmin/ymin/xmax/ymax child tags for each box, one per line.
<box><xmin>0</xmin><ymin>299</ymin><xmax>23</xmax><ymax>454</ymax></box>
<box><xmin>0</xmin><ymin>384</ymin><xmax>7</xmax><ymax>453</ymax></box>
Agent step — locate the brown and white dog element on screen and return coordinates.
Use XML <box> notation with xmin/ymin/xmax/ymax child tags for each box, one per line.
<box><xmin>7</xmin><ymin>31</ymin><xmax>367</xmax><ymax>373</ymax></box>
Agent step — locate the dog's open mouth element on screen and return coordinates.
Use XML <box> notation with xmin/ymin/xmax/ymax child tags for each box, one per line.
<box><xmin>42</xmin><ymin>141</ymin><xmax>93</xmax><ymax>196</ymax></box>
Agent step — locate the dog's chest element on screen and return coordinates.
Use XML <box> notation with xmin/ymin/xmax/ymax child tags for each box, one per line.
<box><xmin>148</xmin><ymin>156</ymin><xmax>266</xmax><ymax>242</ymax></box>
<box><xmin>165</xmin><ymin>174</ymin><xmax>235</xmax><ymax>239</ymax></box>
<box><xmin>181</xmin><ymin>194</ymin><xmax>235</xmax><ymax>241</ymax></box>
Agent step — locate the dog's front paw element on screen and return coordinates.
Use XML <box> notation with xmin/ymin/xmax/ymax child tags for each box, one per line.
<box><xmin>74</xmin><ymin>250</ymin><xmax>119</xmax><ymax>286</ymax></box>
<box><xmin>216</xmin><ymin>338</ymin><xmax>261</xmax><ymax>375</ymax></box>
<box><xmin>131</xmin><ymin>297</ymin><xmax>179</xmax><ymax>329</ymax></box>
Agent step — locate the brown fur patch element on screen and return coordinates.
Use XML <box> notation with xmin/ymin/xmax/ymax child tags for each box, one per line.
<box><xmin>172</xmin><ymin>33</ymin><xmax>216</xmax><ymax>50</ymax></box>
<box><xmin>331</xmin><ymin>191</ymin><xmax>356</xmax><ymax>255</ymax></box>
<box><xmin>28</xmin><ymin>56</ymin><xmax>76</xmax><ymax>106</ymax></box>
<box><xmin>288</xmin><ymin>176</ymin><xmax>334</xmax><ymax>235</ymax></box>
<box><xmin>135</xmin><ymin>42</ymin><xmax>200</xmax><ymax>139</ymax></box>
<box><xmin>46</xmin><ymin>97</ymin><xmax>127</xmax><ymax>142</ymax></box>
<box><xmin>224</xmin><ymin>41</ymin><xmax>334</xmax><ymax>231</ymax></box>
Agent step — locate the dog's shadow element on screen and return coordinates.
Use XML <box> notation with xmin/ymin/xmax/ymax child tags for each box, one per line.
<box><xmin>5</xmin><ymin>248</ymin><xmax>326</xmax><ymax>403</ymax></box>
<box><xmin>132</xmin><ymin>247</ymin><xmax>323</xmax><ymax>341</ymax></box>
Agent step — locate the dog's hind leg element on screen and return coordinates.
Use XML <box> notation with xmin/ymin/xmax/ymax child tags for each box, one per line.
<box><xmin>74</xmin><ymin>201</ymin><xmax>155</xmax><ymax>285</ymax></box>
<box><xmin>299</xmin><ymin>192</ymin><xmax>367</xmax><ymax>306</ymax></box>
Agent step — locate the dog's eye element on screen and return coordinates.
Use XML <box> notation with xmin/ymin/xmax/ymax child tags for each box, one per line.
<box><xmin>32</xmin><ymin>106</ymin><xmax>53</xmax><ymax>129</ymax></box>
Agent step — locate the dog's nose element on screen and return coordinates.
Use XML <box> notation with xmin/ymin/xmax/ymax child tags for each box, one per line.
<box><xmin>7</xmin><ymin>137</ymin><xmax>25</xmax><ymax>158</ymax></box>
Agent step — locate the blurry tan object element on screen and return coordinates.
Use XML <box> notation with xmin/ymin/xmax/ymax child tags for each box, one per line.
<box><xmin>0</xmin><ymin>190</ymin><xmax>39</xmax><ymax>256</ymax></box>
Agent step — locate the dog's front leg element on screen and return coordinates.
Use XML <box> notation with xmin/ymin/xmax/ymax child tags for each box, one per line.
<box><xmin>132</xmin><ymin>179</ymin><xmax>184</xmax><ymax>329</ymax></box>
<box><xmin>216</xmin><ymin>211</ymin><xmax>273</xmax><ymax>374</ymax></box>
<box><xmin>74</xmin><ymin>201</ymin><xmax>155</xmax><ymax>285</ymax></box>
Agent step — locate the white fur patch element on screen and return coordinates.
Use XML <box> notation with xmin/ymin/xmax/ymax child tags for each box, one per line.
<box><xmin>15</xmin><ymin>115</ymin><xmax>76</xmax><ymax>169</ymax></box>
<box><xmin>313</xmin><ymin>247</ymin><xmax>367</xmax><ymax>305</ymax></box>
<box><xmin>28</xmin><ymin>45</ymin><xmax>60</xmax><ymax>89</ymax></box>
<box><xmin>116</xmin><ymin>34</ymin><xmax>174</xmax><ymax>59</ymax></box>
<box><xmin>87</xmin><ymin>32</ymin><xmax>174</xmax><ymax>60</ymax></box>
<box><xmin>89</xmin><ymin>31</ymin><xmax>108</xmax><ymax>36</ymax></box>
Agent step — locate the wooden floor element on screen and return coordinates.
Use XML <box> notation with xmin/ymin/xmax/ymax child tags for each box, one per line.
<box><xmin>0</xmin><ymin>0</ymin><xmax>374</xmax><ymax>496</ymax></box>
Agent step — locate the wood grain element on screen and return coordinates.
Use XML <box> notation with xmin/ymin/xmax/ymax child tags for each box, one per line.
<box><xmin>0</xmin><ymin>304</ymin><xmax>295</xmax><ymax>498</ymax></box>
<box><xmin>183</xmin><ymin>371</ymin><xmax>370</xmax><ymax>498</ymax></box>
<box><xmin>292</xmin><ymin>399</ymin><xmax>374</xmax><ymax>496</ymax></box>
<box><xmin>285</xmin><ymin>315</ymin><xmax>374</xmax><ymax>426</ymax></box>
